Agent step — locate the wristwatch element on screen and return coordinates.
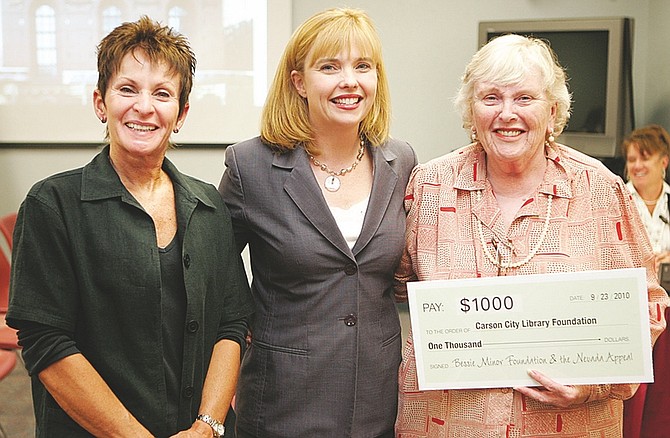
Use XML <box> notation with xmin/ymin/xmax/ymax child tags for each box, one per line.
<box><xmin>196</xmin><ymin>414</ymin><xmax>225</xmax><ymax>437</ymax></box>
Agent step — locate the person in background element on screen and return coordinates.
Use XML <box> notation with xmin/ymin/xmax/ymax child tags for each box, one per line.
<box><xmin>7</xmin><ymin>16</ymin><xmax>252</xmax><ymax>437</ymax></box>
<box><xmin>394</xmin><ymin>34</ymin><xmax>668</xmax><ymax>437</ymax></box>
<box><xmin>218</xmin><ymin>8</ymin><xmax>417</xmax><ymax>437</ymax></box>
<box><xmin>621</xmin><ymin>128</ymin><xmax>670</xmax><ymax>438</ymax></box>
<box><xmin>622</xmin><ymin>124</ymin><xmax>670</xmax><ymax>270</ymax></box>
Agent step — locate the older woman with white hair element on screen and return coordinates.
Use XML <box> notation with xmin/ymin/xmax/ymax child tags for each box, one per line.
<box><xmin>394</xmin><ymin>34</ymin><xmax>668</xmax><ymax>437</ymax></box>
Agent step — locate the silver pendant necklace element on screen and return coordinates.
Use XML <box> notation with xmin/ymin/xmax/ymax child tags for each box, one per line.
<box><xmin>309</xmin><ymin>138</ymin><xmax>366</xmax><ymax>192</ymax></box>
<box><xmin>324</xmin><ymin>175</ymin><xmax>341</xmax><ymax>192</ymax></box>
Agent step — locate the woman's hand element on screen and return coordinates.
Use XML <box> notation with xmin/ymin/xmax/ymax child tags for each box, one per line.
<box><xmin>513</xmin><ymin>369</ymin><xmax>590</xmax><ymax>408</ymax></box>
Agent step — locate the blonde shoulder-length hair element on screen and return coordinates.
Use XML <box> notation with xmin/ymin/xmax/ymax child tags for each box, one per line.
<box><xmin>261</xmin><ymin>8</ymin><xmax>391</xmax><ymax>154</ymax></box>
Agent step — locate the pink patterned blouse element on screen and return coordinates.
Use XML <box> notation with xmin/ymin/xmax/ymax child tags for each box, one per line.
<box><xmin>394</xmin><ymin>142</ymin><xmax>669</xmax><ymax>437</ymax></box>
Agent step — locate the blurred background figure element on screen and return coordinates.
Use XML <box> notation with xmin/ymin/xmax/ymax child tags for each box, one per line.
<box><xmin>623</xmin><ymin>124</ymin><xmax>670</xmax><ymax>270</ymax></box>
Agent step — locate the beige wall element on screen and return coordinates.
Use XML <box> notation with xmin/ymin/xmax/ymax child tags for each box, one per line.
<box><xmin>2</xmin><ymin>0</ymin><xmax>667</xmax><ymax>216</ymax></box>
<box><xmin>646</xmin><ymin>0</ymin><xmax>670</xmax><ymax>124</ymax></box>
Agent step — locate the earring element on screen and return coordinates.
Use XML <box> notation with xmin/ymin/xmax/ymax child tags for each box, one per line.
<box><xmin>471</xmin><ymin>129</ymin><xmax>478</xmax><ymax>143</ymax></box>
<box><xmin>545</xmin><ymin>130</ymin><xmax>555</xmax><ymax>147</ymax></box>
<box><xmin>173</xmin><ymin>128</ymin><xmax>179</xmax><ymax>134</ymax></box>
<box><xmin>100</xmin><ymin>116</ymin><xmax>107</xmax><ymax>123</ymax></box>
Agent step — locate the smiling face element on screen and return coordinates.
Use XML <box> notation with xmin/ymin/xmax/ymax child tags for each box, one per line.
<box><xmin>93</xmin><ymin>50</ymin><xmax>188</xmax><ymax>160</ymax></box>
<box><xmin>290</xmin><ymin>45</ymin><xmax>377</xmax><ymax>133</ymax></box>
<box><xmin>626</xmin><ymin>142</ymin><xmax>669</xmax><ymax>192</ymax></box>
<box><xmin>472</xmin><ymin>69</ymin><xmax>556</xmax><ymax>168</ymax></box>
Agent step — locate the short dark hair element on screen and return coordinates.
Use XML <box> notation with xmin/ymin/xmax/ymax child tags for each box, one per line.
<box><xmin>96</xmin><ymin>15</ymin><xmax>196</xmax><ymax>117</ymax></box>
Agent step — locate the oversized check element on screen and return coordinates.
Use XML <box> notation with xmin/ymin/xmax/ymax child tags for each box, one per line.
<box><xmin>407</xmin><ymin>268</ymin><xmax>654</xmax><ymax>390</ymax></box>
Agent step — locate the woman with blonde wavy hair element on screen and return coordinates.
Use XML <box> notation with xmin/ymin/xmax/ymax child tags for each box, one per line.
<box><xmin>219</xmin><ymin>7</ymin><xmax>416</xmax><ymax>437</ymax></box>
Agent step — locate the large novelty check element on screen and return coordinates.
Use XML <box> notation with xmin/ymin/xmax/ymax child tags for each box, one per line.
<box><xmin>407</xmin><ymin>268</ymin><xmax>653</xmax><ymax>390</ymax></box>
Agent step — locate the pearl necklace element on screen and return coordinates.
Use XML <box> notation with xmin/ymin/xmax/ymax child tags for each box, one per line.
<box><xmin>308</xmin><ymin>138</ymin><xmax>366</xmax><ymax>192</ymax></box>
<box><xmin>641</xmin><ymin>197</ymin><xmax>659</xmax><ymax>206</ymax></box>
<box><xmin>638</xmin><ymin>186</ymin><xmax>664</xmax><ymax>206</ymax></box>
<box><xmin>474</xmin><ymin>190</ymin><xmax>553</xmax><ymax>269</ymax></box>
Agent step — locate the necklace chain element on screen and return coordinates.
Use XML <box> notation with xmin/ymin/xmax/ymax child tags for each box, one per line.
<box><xmin>474</xmin><ymin>190</ymin><xmax>553</xmax><ymax>270</ymax></box>
<box><xmin>639</xmin><ymin>187</ymin><xmax>664</xmax><ymax>206</ymax></box>
<box><xmin>309</xmin><ymin>138</ymin><xmax>365</xmax><ymax>178</ymax></box>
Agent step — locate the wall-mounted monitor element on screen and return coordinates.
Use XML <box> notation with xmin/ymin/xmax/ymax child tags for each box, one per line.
<box><xmin>479</xmin><ymin>18</ymin><xmax>634</xmax><ymax>158</ymax></box>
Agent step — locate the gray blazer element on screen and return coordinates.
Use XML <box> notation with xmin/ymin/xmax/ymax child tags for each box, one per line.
<box><xmin>218</xmin><ymin>136</ymin><xmax>417</xmax><ymax>438</ymax></box>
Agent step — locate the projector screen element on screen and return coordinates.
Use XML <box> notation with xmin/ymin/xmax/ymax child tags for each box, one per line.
<box><xmin>0</xmin><ymin>0</ymin><xmax>292</xmax><ymax>146</ymax></box>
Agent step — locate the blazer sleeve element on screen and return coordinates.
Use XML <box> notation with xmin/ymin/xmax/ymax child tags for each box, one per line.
<box><xmin>394</xmin><ymin>164</ymin><xmax>422</xmax><ymax>302</ymax></box>
<box><xmin>218</xmin><ymin>145</ymin><xmax>252</xmax><ymax>254</ymax></box>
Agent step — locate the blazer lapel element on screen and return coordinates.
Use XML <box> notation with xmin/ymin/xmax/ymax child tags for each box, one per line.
<box><xmin>277</xmin><ymin>149</ymin><xmax>354</xmax><ymax>258</ymax></box>
<box><xmin>352</xmin><ymin>145</ymin><xmax>398</xmax><ymax>254</ymax></box>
